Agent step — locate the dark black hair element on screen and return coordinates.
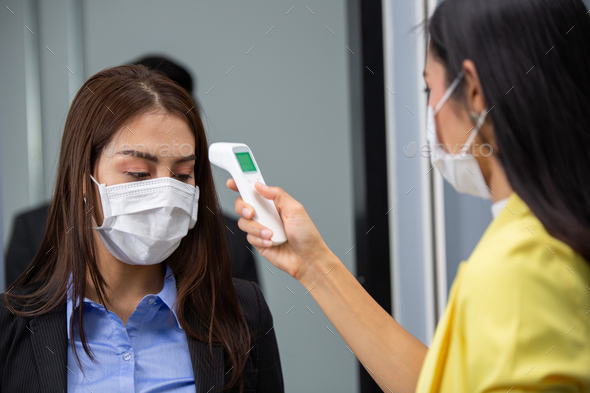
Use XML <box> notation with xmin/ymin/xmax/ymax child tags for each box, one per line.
<box><xmin>133</xmin><ymin>55</ymin><xmax>195</xmax><ymax>94</ymax></box>
<box><xmin>429</xmin><ymin>0</ymin><xmax>590</xmax><ymax>263</ymax></box>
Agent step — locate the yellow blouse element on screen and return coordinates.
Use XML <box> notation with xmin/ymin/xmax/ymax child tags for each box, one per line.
<box><xmin>416</xmin><ymin>193</ymin><xmax>590</xmax><ymax>392</ymax></box>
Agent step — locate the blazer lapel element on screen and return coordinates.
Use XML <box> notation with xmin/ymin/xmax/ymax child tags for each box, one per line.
<box><xmin>29</xmin><ymin>306</ymin><xmax>67</xmax><ymax>393</ymax></box>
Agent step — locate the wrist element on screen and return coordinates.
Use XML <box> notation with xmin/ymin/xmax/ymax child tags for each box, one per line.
<box><xmin>296</xmin><ymin>244</ymin><xmax>341</xmax><ymax>289</ymax></box>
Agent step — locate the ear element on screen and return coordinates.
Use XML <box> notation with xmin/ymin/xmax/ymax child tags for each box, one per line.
<box><xmin>461</xmin><ymin>59</ymin><xmax>487</xmax><ymax>114</ymax></box>
<box><xmin>462</xmin><ymin>59</ymin><xmax>498</xmax><ymax>150</ymax></box>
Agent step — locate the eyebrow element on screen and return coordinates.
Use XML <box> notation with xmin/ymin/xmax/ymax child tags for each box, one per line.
<box><xmin>118</xmin><ymin>150</ymin><xmax>197</xmax><ymax>164</ymax></box>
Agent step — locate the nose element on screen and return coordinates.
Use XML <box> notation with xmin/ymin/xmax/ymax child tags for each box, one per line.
<box><xmin>156</xmin><ymin>166</ymin><xmax>175</xmax><ymax>178</ymax></box>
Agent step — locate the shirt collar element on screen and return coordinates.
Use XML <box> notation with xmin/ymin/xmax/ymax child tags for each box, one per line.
<box><xmin>66</xmin><ymin>263</ymin><xmax>180</xmax><ymax>339</ymax></box>
<box><xmin>159</xmin><ymin>264</ymin><xmax>180</xmax><ymax>322</ymax></box>
<box><xmin>491</xmin><ymin>197</ymin><xmax>510</xmax><ymax>219</ymax></box>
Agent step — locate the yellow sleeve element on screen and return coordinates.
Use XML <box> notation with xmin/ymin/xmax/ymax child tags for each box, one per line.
<box><xmin>455</xmin><ymin>228</ymin><xmax>590</xmax><ymax>392</ymax></box>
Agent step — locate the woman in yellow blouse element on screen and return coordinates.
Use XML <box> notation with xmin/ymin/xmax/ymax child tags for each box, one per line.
<box><xmin>228</xmin><ymin>0</ymin><xmax>590</xmax><ymax>391</ymax></box>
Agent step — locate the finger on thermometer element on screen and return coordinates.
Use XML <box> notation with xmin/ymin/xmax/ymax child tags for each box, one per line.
<box><xmin>235</xmin><ymin>196</ymin><xmax>255</xmax><ymax>220</ymax></box>
<box><xmin>247</xmin><ymin>233</ymin><xmax>273</xmax><ymax>248</ymax></box>
<box><xmin>226</xmin><ymin>178</ymin><xmax>239</xmax><ymax>192</ymax></box>
<box><xmin>238</xmin><ymin>217</ymin><xmax>273</xmax><ymax>239</ymax></box>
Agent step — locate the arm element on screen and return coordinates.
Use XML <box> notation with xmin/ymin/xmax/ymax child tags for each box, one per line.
<box><xmin>228</xmin><ymin>180</ymin><xmax>427</xmax><ymax>393</ymax></box>
<box><xmin>299</xmin><ymin>253</ymin><xmax>427</xmax><ymax>393</ymax></box>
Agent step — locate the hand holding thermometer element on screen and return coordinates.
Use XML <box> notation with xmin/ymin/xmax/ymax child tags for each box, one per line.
<box><xmin>209</xmin><ymin>143</ymin><xmax>287</xmax><ymax>245</ymax></box>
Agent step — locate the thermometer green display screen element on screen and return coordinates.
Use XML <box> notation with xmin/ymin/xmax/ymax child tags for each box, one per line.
<box><xmin>235</xmin><ymin>152</ymin><xmax>257</xmax><ymax>172</ymax></box>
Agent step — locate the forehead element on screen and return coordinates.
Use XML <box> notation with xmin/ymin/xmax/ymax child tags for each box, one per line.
<box><xmin>110</xmin><ymin>112</ymin><xmax>195</xmax><ymax>146</ymax></box>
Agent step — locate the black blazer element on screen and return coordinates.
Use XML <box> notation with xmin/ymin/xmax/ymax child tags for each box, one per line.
<box><xmin>0</xmin><ymin>279</ymin><xmax>284</xmax><ymax>393</ymax></box>
<box><xmin>4</xmin><ymin>203</ymin><xmax>259</xmax><ymax>287</ymax></box>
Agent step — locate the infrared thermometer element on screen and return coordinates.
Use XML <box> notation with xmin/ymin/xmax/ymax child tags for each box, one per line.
<box><xmin>209</xmin><ymin>143</ymin><xmax>287</xmax><ymax>245</ymax></box>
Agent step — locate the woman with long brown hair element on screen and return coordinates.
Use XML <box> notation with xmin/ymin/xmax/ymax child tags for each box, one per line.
<box><xmin>1</xmin><ymin>64</ymin><xmax>283</xmax><ymax>392</ymax></box>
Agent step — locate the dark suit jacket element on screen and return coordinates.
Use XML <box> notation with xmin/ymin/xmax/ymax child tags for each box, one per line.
<box><xmin>4</xmin><ymin>203</ymin><xmax>258</xmax><ymax>287</ymax></box>
<box><xmin>0</xmin><ymin>278</ymin><xmax>283</xmax><ymax>393</ymax></box>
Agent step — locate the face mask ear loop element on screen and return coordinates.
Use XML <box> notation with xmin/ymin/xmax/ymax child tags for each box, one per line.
<box><xmin>462</xmin><ymin>108</ymin><xmax>488</xmax><ymax>155</ymax></box>
<box><xmin>85</xmin><ymin>174</ymin><xmax>101</xmax><ymax>204</ymax></box>
<box><xmin>189</xmin><ymin>186</ymin><xmax>200</xmax><ymax>228</ymax></box>
<box><xmin>88</xmin><ymin>174</ymin><xmax>107</xmax><ymax>228</ymax></box>
<box><xmin>90</xmin><ymin>174</ymin><xmax>100</xmax><ymax>186</ymax></box>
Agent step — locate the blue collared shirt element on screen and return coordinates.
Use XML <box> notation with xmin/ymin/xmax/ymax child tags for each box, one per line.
<box><xmin>66</xmin><ymin>265</ymin><xmax>195</xmax><ymax>392</ymax></box>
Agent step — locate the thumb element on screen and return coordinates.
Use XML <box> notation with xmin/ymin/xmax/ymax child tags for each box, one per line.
<box><xmin>254</xmin><ymin>182</ymin><xmax>279</xmax><ymax>201</ymax></box>
<box><xmin>254</xmin><ymin>182</ymin><xmax>297</xmax><ymax>213</ymax></box>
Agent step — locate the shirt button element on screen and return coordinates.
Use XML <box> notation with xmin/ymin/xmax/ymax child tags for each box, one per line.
<box><xmin>148</xmin><ymin>298</ymin><xmax>156</xmax><ymax>305</ymax></box>
<box><xmin>123</xmin><ymin>352</ymin><xmax>131</xmax><ymax>361</ymax></box>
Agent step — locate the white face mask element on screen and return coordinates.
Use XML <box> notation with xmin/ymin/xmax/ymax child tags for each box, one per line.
<box><xmin>426</xmin><ymin>72</ymin><xmax>492</xmax><ymax>199</ymax></box>
<box><xmin>89</xmin><ymin>174</ymin><xmax>200</xmax><ymax>265</ymax></box>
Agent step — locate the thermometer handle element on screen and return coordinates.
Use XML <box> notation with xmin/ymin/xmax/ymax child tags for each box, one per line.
<box><xmin>234</xmin><ymin>175</ymin><xmax>287</xmax><ymax>245</ymax></box>
<box><xmin>209</xmin><ymin>142</ymin><xmax>287</xmax><ymax>245</ymax></box>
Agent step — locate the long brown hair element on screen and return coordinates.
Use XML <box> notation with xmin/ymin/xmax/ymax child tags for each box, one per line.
<box><xmin>5</xmin><ymin>64</ymin><xmax>251</xmax><ymax>390</ymax></box>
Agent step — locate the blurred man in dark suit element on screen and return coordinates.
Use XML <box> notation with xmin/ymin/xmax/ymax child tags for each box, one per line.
<box><xmin>4</xmin><ymin>55</ymin><xmax>258</xmax><ymax>287</ymax></box>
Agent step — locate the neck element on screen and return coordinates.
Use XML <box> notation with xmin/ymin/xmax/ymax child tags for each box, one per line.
<box><xmin>480</xmin><ymin>155</ymin><xmax>513</xmax><ymax>203</ymax></box>
<box><xmin>86</xmin><ymin>231</ymin><xmax>166</xmax><ymax>324</ymax></box>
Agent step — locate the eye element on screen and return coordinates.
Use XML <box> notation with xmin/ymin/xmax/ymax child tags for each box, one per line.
<box><xmin>424</xmin><ymin>86</ymin><xmax>431</xmax><ymax>104</ymax></box>
<box><xmin>174</xmin><ymin>174</ymin><xmax>193</xmax><ymax>181</ymax></box>
<box><xmin>127</xmin><ymin>172</ymin><xmax>150</xmax><ymax>179</ymax></box>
